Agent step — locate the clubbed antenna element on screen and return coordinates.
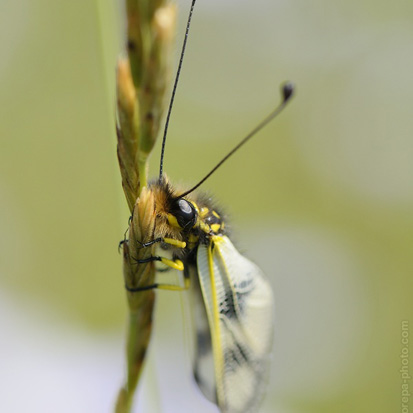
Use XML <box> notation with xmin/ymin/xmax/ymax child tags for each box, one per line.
<box><xmin>178</xmin><ymin>82</ymin><xmax>295</xmax><ymax>198</ymax></box>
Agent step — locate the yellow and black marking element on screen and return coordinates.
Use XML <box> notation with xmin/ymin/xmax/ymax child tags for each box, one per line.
<box><xmin>118</xmin><ymin>79</ymin><xmax>294</xmax><ymax>412</ymax></box>
<box><xmin>120</xmin><ymin>82</ymin><xmax>295</xmax><ymax>293</ymax></box>
<box><xmin>124</xmin><ymin>177</ymin><xmax>226</xmax><ymax>292</ymax></box>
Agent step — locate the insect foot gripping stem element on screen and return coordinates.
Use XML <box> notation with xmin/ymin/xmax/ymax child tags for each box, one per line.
<box><xmin>123</xmin><ymin>187</ymin><xmax>157</xmax><ymax>292</ymax></box>
<box><xmin>134</xmin><ymin>255</ymin><xmax>184</xmax><ymax>272</ymax></box>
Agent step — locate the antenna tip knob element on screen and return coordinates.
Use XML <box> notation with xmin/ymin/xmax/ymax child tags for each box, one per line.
<box><xmin>281</xmin><ymin>81</ymin><xmax>295</xmax><ymax>102</ymax></box>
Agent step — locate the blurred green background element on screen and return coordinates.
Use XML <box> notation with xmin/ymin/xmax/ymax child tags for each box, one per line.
<box><xmin>1</xmin><ymin>0</ymin><xmax>412</xmax><ymax>412</ymax></box>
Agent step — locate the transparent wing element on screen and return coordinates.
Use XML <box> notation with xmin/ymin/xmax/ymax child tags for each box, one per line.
<box><xmin>196</xmin><ymin>235</ymin><xmax>275</xmax><ymax>413</ymax></box>
<box><xmin>188</xmin><ymin>263</ymin><xmax>216</xmax><ymax>404</ymax></box>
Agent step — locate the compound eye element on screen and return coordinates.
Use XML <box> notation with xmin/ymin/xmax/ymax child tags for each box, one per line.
<box><xmin>173</xmin><ymin>199</ymin><xmax>197</xmax><ymax>229</ymax></box>
<box><xmin>178</xmin><ymin>199</ymin><xmax>192</xmax><ymax>215</ymax></box>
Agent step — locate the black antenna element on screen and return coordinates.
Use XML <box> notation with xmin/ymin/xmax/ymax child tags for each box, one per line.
<box><xmin>159</xmin><ymin>0</ymin><xmax>197</xmax><ymax>182</ymax></box>
<box><xmin>178</xmin><ymin>82</ymin><xmax>295</xmax><ymax>199</ymax></box>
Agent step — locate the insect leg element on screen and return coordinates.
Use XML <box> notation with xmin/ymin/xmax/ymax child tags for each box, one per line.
<box><xmin>137</xmin><ymin>237</ymin><xmax>163</xmax><ymax>248</ymax></box>
<box><xmin>136</xmin><ymin>237</ymin><xmax>186</xmax><ymax>249</ymax></box>
<box><xmin>119</xmin><ymin>235</ymin><xmax>162</xmax><ymax>253</ymax></box>
<box><xmin>125</xmin><ymin>271</ymin><xmax>190</xmax><ymax>292</ymax></box>
<box><xmin>126</xmin><ymin>238</ymin><xmax>188</xmax><ymax>291</ymax></box>
<box><xmin>118</xmin><ymin>216</ymin><xmax>133</xmax><ymax>252</ymax></box>
<box><xmin>132</xmin><ymin>237</ymin><xmax>187</xmax><ymax>270</ymax></box>
<box><xmin>118</xmin><ymin>239</ymin><xmax>127</xmax><ymax>252</ymax></box>
<box><xmin>121</xmin><ymin>237</ymin><xmax>186</xmax><ymax>252</ymax></box>
<box><xmin>135</xmin><ymin>255</ymin><xmax>185</xmax><ymax>271</ymax></box>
